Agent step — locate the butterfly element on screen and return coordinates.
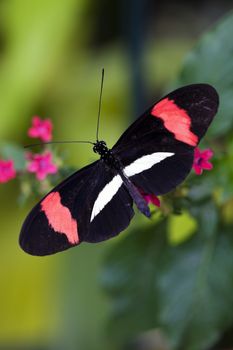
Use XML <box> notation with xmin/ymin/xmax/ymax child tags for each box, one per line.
<box><xmin>19</xmin><ymin>81</ymin><xmax>219</xmax><ymax>256</ymax></box>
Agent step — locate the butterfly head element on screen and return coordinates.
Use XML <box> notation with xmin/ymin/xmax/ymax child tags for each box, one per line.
<box><xmin>93</xmin><ymin>140</ymin><xmax>108</xmax><ymax>156</ymax></box>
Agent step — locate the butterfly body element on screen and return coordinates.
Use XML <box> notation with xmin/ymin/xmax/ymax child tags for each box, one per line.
<box><xmin>20</xmin><ymin>84</ymin><xmax>219</xmax><ymax>256</ymax></box>
<box><xmin>94</xmin><ymin>140</ymin><xmax>151</xmax><ymax>218</ymax></box>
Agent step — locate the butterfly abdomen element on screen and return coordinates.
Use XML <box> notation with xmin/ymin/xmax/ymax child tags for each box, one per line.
<box><xmin>120</xmin><ymin>170</ymin><xmax>151</xmax><ymax>218</ymax></box>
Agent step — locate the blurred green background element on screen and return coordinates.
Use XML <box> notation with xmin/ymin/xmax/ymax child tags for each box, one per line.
<box><xmin>1</xmin><ymin>1</ymin><xmax>233</xmax><ymax>350</ymax></box>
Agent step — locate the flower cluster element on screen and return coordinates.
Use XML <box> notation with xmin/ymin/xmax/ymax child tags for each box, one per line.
<box><xmin>26</xmin><ymin>117</ymin><xmax>57</xmax><ymax>181</ymax></box>
<box><xmin>0</xmin><ymin>116</ymin><xmax>58</xmax><ymax>185</ymax></box>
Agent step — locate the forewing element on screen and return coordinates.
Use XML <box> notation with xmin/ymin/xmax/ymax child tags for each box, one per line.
<box><xmin>20</xmin><ymin>161</ymin><xmax>134</xmax><ymax>256</ymax></box>
<box><xmin>113</xmin><ymin>84</ymin><xmax>219</xmax><ymax>151</ymax></box>
<box><xmin>112</xmin><ymin>84</ymin><xmax>219</xmax><ymax>196</ymax></box>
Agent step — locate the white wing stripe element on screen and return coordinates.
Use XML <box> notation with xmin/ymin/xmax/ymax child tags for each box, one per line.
<box><xmin>90</xmin><ymin>152</ymin><xmax>174</xmax><ymax>222</ymax></box>
<box><xmin>90</xmin><ymin>175</ymin><xmax>123</xmax><ymax>222</ymax></box>
<box><xmin>124</xmin><ymin>152</ymin><xmax>174</xmax><ymax>177</ymax></box>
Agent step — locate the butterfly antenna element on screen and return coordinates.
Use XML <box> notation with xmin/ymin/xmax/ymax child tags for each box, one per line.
<box><xmin>96</xmin><ymin>68</ymin><xmax>105</xmax><ymax>142</ymax></box>
<box><xmin>24</xmin><ymin>140</ymin><xmax>94</xmax><ymax>149</ymax></box>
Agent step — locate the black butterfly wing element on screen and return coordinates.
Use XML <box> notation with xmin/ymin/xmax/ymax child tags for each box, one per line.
<box><xmin>112</xmin><ymin>84</ymin><xmax>219</xmax><ymax>196</ymax></box>
<box><xmin>114</xmin><ymin>84</ymin><xmax>219</xmax><ymax>151</ymax></box>
<box><xmin>19</xmin><ymin>160</ymin><xmax>134</xmax><ymax>256</ymax></box>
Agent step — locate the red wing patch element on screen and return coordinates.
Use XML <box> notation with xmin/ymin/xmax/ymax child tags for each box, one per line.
<box><xmin>151</xmin><ymin>98</ymin><xmax>198</xmax><ymax>147</ymax></box>
<box><xmin>41</xmin><ymin>192</ymin><xmax>79</xmax><ymax>245</ymax></box>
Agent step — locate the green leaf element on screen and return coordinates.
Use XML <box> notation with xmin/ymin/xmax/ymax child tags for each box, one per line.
<box><xmin>101</xmin><ymin>220</ymin><xmax>168</xmax><ymax>344</ymax></box>
<box><xmin>0</xmin><ymin>142</ymin><xmax>26</xmax><ymax>171</ymax></box>
<box><xmin>102</xmin><ymin>222</ymin><xmax>233</xmax><ymax>350</ymax></box>
<box><xmin>218</xmin><ymin>151</ymin><xmax>233</xmax><ymax>202</ymax></box>
<box><xmin>187</xmin><ymin>199</ymin><xmax>218</xmax><ymax>239</ymax></box>
<box><xmin>176</xmin><ymin>11</ymin><xmax>233</xmax><ymax>137</ymax></box>
<box><xmin>188</xmin><ymin>174</ymin><xmax>216</xmax><ymax>202</ymax></box>
<box><xmin>168</xmin><ymin>211</ymin><xmax>197</xmax><ymax>245</ymax></box>
<box><xmin>158</xmin><ymin>227</ymin><xmax>233</xmax><ymax>350</ymax></box>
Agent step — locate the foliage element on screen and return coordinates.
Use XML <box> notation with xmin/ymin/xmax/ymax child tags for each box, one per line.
<box><xmin>101</xmin><ymin>11</ymin><xmax>233</xmax><ymax>350</ymax></box>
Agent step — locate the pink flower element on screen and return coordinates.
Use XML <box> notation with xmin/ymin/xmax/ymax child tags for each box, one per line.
<box><xmin>26</xmin><ymin>151</ymin><xmax>58</xmax><ymax>181</ymax></box>
<box><xmin>139</xmin><ymin>188</ymin><xmax>160</xmax><ymax>208</ymax></box>
<box><xmin>192</xmin><ymin>147</ymin><xmax>213</xmax><ymax>175</ymax></box>
<box><xmin>143</xmin><ymin>193</ymin><xmax>161</xmax><ymax>207</ymax></box>
<box><xmin>0</xmin><ymin>159</ymin><xmax>16</xmax><ymax>183</ymax></box>
<box><xmin>28</xmin><ymin>116</ymin><xmax>53</xmax><ymax>142</ymax></box>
